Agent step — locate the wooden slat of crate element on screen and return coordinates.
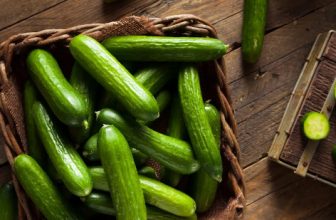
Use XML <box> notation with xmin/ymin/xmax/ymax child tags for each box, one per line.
<box><xmin>280</xmin><ymin>33</ymin><xmax>336</xmax><ymax>183</ymax></box>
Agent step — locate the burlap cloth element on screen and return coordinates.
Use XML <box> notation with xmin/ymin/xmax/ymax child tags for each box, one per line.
<box><xmin>0</xmin><ymin>15</ymin><xmax>245</xmax><ymax>220</ymax></box>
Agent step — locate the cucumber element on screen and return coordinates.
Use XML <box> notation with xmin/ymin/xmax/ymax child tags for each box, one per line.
<box><xmin>99</xmin><ymin>63</ymin><xmax>176</xmax><ymax>109</ymax></box>
<box><xmin>102</xmin><ymin>36</ymin><xmax>228</xmax><ymax>62</ymax></box>
<box><xmin>14</xmin><ymin>154</ymin><xmax>79</xmax><ymax>220</ymax></box>
<box><xmin>156</xmin><ymin>90</ymin><xmax>171</xmax><ymax>112</ymax></box>
<box><xmin>82</xmin><ymin>133</ymin><xmax>148</xmax><ymax>165</ymax></box>
<box><xmin>82</xmin><ymin>191</ymin><xmax>116</xmax><ymax>216</ymax></box>
<box><xmin>33</xmin><ymin>102</ymin><xmax>92</xmax><ymax>196</ymax></box>
<box><xmin>0</xmin><ymin>182</ymin><xmax>17</xmax><ymax>220</ymax></box>
<box><xmin>98</xmin><ymin>125</ymin><xmax>146</xmax><ymax>220</ymax></box>
<box><xmin>96</xmin><ymin>108</ymin><xmax>199</xmax><ymax>174</ymax></box>
<box><xmin>204</xmin><ymin>103</ymin><xmax>221</xmax><ymax>146</ymax></box>
<box><xmin>69</xmin><ymin>35</ymin><xmax>159</xmax><ymax>122</ymax></box>
<box><xmin>88</xmin><ymin>167</ymin><xmax>196</xmax><ymax>217</ymax></box>
<box><xmin>163</xmin><ymin>94</ymin><xmax>185</xmax><ymax>187</ymax></box>
<box><xmin>301</xmin><ymin>111</ymin><xmax>330</xmax><ymax>140</ymax></box>
<box><xmin>134</xmin><ymin>64</ymin><xmax>176</xmax><ymax>95</ymax></box>
<box><xmin>138</xmin><ymin>166</ymin><xmax>158</xmax><ymax>179</ymax></box>
<box><xmin>26</xmin><ymin>49</ymin><xmax>88</xmax><ymax>127</ymax></box>
<box><xmin>68</xmin><ymin>62</ymin><xmax>97</xmax><ymax>143</ymax></box>
<box><xmin>24</xmin><ymin>81</ymin><xmax>45</xmax><ymax>166</ymax></box>
<box><xmin>191</xmin><ymin>103</ymin><xmax>220</xmax><ymax>213</ymax></box>
<box><xmin>242</xmin><ymin>0</ymin><xmax>268</xmax><ymax>63</ymax></box>
<box><xmin>82</xmin><ymin>133</ymin><xmax>99</xmax><ymax>161</ymax></box>
<box><xmin>178</xmin><ymin>65</ymin><xmax>222</xmax><ymax>182</ymax></box>
<box><xmin>82</xmin><ymin>192</ymin><xmax>197</xmax><ymax>220</ymax></box>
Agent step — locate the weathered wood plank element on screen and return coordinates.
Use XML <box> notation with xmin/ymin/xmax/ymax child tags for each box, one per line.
<box><xmin>0</xmin><ymin>0</ymin><xmax>64</xmax><ymax>31</ymax></box>
<box><xmin>0</xmin><ymin>0</ymin><xmax>334</xmax><ymax>44</ymax></box>
<box><xmin>244</xmin><ymin>158</ymin><xmax>300</xmax><ymax>205</ymax></box>
<box><xmin>235</xmin><ymin>43</ymin><xmax>311</xmax><ymax>166</ymax></box>
<box><xmin>245</xmin><ymin>159</ymin><xmax>336</xmax><ymax>219</ymax></box>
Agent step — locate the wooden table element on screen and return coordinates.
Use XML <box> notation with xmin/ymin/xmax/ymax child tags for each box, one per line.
<box><xmin>1</xmin><ymin>0</ymin><xmax>336</xmax><ymax>219</ymax></box>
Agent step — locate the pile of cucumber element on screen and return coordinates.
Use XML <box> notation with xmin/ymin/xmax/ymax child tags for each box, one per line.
<box><xmin>8</xmin><ymin>34</ymin><xmax>229</xmax><ymax>220</ymax></box>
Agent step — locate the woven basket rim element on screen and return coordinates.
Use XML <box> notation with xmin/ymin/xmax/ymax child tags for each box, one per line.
<box><xmin>0</xmin><ymin>14</ymin><xmax>245</xmax><ymax>220</ymax></box>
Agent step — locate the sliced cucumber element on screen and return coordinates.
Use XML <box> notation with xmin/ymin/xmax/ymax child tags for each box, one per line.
<box><xmin>302</xmin><ymin>112</ymin><xmax>330</xmax><ymax>140</ymax></box>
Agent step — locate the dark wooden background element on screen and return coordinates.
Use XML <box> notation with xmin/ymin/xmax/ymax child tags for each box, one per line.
<box><xmin>0</xmin><ymin>0</ymin><xmax>336</xmax><ymax>219</ymax></box>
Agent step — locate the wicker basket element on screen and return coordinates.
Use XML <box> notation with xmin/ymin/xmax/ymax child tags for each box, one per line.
<box><xmin>0</xmin><ymin>14</ymin><xmax>245</xmax><ymax>220</ymax></box>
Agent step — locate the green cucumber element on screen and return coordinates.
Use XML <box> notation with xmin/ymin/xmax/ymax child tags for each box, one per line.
<box><xmin>82</xmin><ymin>192</ymin><xmax>197</xmax><ymax>220</ymax></box>
<box><xmin>14</xmin><ymin>154</ymin><xmax>79</xmax><ymax>220</ymax></box>
<box><xmin>68</xmin><ymin>62</ymin><xmax>97</xmax><ymax>143</ymax></box>
<box><xmin>82</xmin><ymin>133</ymin><xmax>99</xmax><ymax>161</ymax></box>
<box><xmin>178</xmin><ymin>65</ymin><xmax>222</xmax><ymax>182</ymax></box>
<box><xmin>191</xmin><ymin>103</ymin><xmax>220</xmax><ymax>213</ymax></box>
<box><xmin>98</xmin><ymin>125</ymin><xmax>146</xmax><ymax>220</ymax></box>
<box><xmin>70</xmin><ymin>35</ymin><xmax>159</xmax><ymax>122</ymax></box>
<box><xmin>163</xmin><ymin>94</ymin><xmax>185</xmax><ymax>187</ymax></box>
<box><xmin>0</xmin><ymin>182</ymin><xmax>17</xmax><ymax>220</ymax></box>
<box><xmin>102</xmin><ymin>36</ymin><xmax>228</xmax><ymax>62</ymax></box>
<box><xmin>96</xmin><ymin>108</ymin><xmax>199</xmax><ymax>174</ymax></box>
<box><xmin>156</xmin><ymin>90</ymin><xmax>171</xmax><ymax>112</ymax></box>
<box><xmin>33</xmin><ymin>102</ymin><xmax>92</xmax><ymax>196</ymax></box>
<box><xmin>24</xmin><ymin>81</ymin><xmax>45</xmax><ymax>166</ymax></box>
<box><xmin>204</xmin><ymin>103</ymin><xmax>221</xmax><ymax>146</ymax></box>
<box><xmin>82</xmin><ymin>133</ymin><xmax>148</xmax><ymax>165</ymax></box>
<box><xmin>26</xmin><ymin>49</ymin><xmax>88</xmax><ymax>127</ymax></box>
<box><xmin>242</xmin><ymin>0</ymin><xmax>268</xmax><ymax>63</ymax></box>
<box><xmin>88</xmin><ymin>167</ymin><xmax>196</xmax><ymax>217</ymax></box>
<box><xmin>301</xmin><ymin>111</ymin><xmax>330</xmax><ymax>140</ymax></box>
<box><xmin>138</xmin><ymin>166</ymin><xmax>158</xmax><ymax>179</ymax></box>
<box><xmin>99</xmin><ymin>63</ymin><xmax>176</xmax><ymax>109</ymax></box>
<box><xmin>134</xmin><ymin>64</ymin><xmax>176</xmax><ymax>95</ymax></box>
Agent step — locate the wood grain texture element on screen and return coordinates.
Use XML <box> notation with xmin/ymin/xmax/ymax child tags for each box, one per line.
<box><xmin>0</xmin><ymin>0</ymin><xmax>64</xmax><ymax>31</ymax></box>
<box><xmin>245</xmin><ymin>159</ymin><xmax>336</xmax><ymax>220</ymax></box>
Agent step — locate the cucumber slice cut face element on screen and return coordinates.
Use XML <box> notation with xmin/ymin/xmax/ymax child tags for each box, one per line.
<box><xmin>302</xmin><ymin>112</ymin><xmax>330</xmax><ymax>141</ymax></box>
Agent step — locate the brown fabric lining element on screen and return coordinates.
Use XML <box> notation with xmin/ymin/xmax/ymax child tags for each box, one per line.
<box><xmin>0</xmin><ymin>15</ymin><xmax>245</xmax><ymax>220</ymax></box>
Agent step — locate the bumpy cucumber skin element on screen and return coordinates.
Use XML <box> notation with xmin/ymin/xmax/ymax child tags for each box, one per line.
<box><xmin>83</xmin><ymin>192</ymin><xmax>197</xmax><ymax>220</ymax></box>
<box><xmin>88</xmin><ymin>167</ymin><xmax>196</xmax><ymax>217</ymax></box>
<box><xmin>140</xmin><ymin>175</ymin><xmax>196</xmax><ymax>217</ymax></box>
<box><xmin>163</xmin><ymin>94</ymin><xmax>185</xmax><ymax>187</ymax></box>
<box><xmin>24</xmin><ymin>81</ymin><xmax>45</xmax><ymax>166</ymax></box>
<box><xmin>69</xmin><ymin>62</ymin><xmax>97</xmax><ymax>143</ymax></box>
<box><xmin>97</xmin><ymin>108</ymin><xmax>199</xmax><ymax>174</ymax></box>
<box><xmin>0</xmin><ymin>182</ymin><xmax>17</xmax><ymax>220</ymax></box>
<box><xmin>134</xmin><ymin>64</ymin><xmax>177</xmax><ymax>95</ymax></box>
<box><xmin>178</xmin><ymin>65</ymin><xmax>223</xmax><ymax>182</ymax></box>
<box><xmin>26</xmin><ymin>49</ymin><xmax>88</xmax><ymax>127</ymax></box>
<box><xmin>204</xmin><ymin>103</ymin><xmax>221</xmax><ymax>147</ymax></box>
<box><xmin>33</xmin><ymin>102</ymin><xmax>92</xmax><ymax>197</ymax></box>
<box><xmin>138</xmin><ymin>166</ymin><xmax>158</xmax><ymax>179</ymax></box>
<box><xmin>69</xmin><ymin>35</ymin><xmax>159</xmax><ymax>122</ymax></box>
<box><xmin>102</xmin><ymin>36</ymin><xmax>228</xmax><ymax>62</ymax></box>
<box><xmin>191</xmin><ymin>103</ymin><xmax>220</xmax><ymax>213</ymax></box>
<box><xmin>98</xmin><ymin>125</ymin><xmax>147</xmax><ymax>220</ymax></box>
<box><xmin>14</xmin><ymin>154</ymin><xmax>79</xmax><ymax>220</ymax></box>
<box><xmin>82</xmin><ymin>133</ymin><xmax>148</xmax><ymax>165</ymax></box>
<box><xmin>242</xmin><ymin>0</ymin><xmax>268</xmax><ymax>63</ymax></box>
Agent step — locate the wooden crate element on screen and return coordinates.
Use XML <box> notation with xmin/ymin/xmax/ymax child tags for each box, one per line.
<box><xmin>268</xmin><ymin>30</ymin><xmax>336</xmax><ymax>187</ymax></box>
